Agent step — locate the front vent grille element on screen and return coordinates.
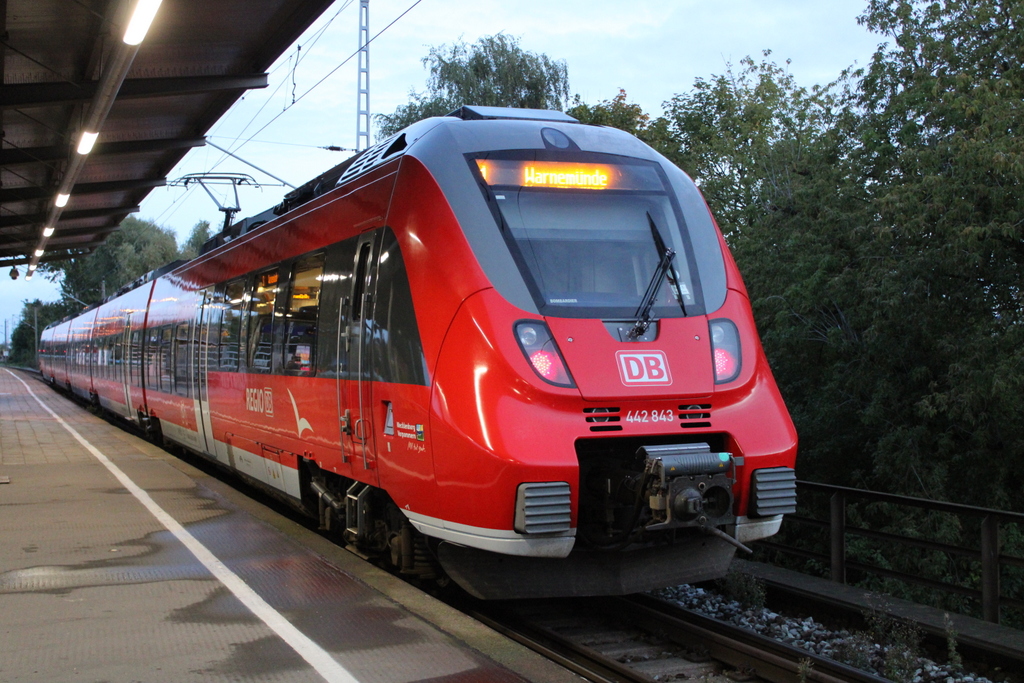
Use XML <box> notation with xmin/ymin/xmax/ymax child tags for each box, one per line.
<box><xmin>679</xmin><ymin>404</ymin><xmax>712</xmax><ymax>429</ymax></box>
<box><xmin>336</xmin><ymin>133</ymin><xmax>408</xmax><ymax>186</ymax></box>
<box><xmin>515</xmin><ymin>482</ymin><xmax>572</xmax><ymax>534</ymax></box>
<box><xmin>584</xmin><ymin>407</ymin><xmax>622</xmax><ymax>432</ymax></box>
<box><xmin>750</xmin><ymin>467</ymin><xmax>798</xmax><ymax>517</ymax></box>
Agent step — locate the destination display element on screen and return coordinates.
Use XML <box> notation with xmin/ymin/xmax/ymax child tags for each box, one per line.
<box><xmin>475</xmin><ymin>158</ymin><xmax>659</xmax><ymax>191</ymax></box>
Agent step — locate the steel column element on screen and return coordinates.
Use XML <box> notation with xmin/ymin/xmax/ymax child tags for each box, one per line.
<box><xmin>356</xmin><ymin>0</ymin><xmax>370</xmax><ymax>151</ymax></box>
<box><xmin>980</xmin><ymin>514</ymin><xmax>1000</xmax><ymax>623</ymax></box>
<box><xmin>830</xmin><ymin>492</ymin><xmax>846</xmax><ymax>584</ymax></box>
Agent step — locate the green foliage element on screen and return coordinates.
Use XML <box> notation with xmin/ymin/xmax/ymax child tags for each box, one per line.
<box><xmin>567</xmin><ymin>89</ymin><xmax>674</xmax><ymax>154</ymax></box>
<box><xmin>660</xmin><ymin>52</ymin><xmax>854</xmax><ymax>239</ymax></box>
<box><xmin>42</xmin><ymin>216</ymin><xmax>180</xmax><ymax>307</ymax></box>
<box><xmin>376</xmin><ymin>34</ymin><xmax>570</xmax><ymax>137</ymax></box>
<box><xmin>11</xmin><ymin>216</ymin><xmax>187</xmax><ymax>367</ymax></box>
<box><xmin>617</xmin><ymin>3</ymin><xmax>1024</xmax><ymax>513</ymax></box>
<box><xmin>5</xmin><ymin>299</ymin><xmax>77</xmax><ymax>367</ymax></box>
<box><xmin>714</xmin><ymin>569</ymin><xmax>767</xmax><ymax>609</ymax></box>
<box><xmin>576</xmin><ymin>0</ymin><xmax>1024</xmax><ymax>621</ymax></box>
<box><xmin>849</xmin><ymin>0</ymin><xmax>1024</xmax><ymax>507</ymax></box>
<box><xmin>831</xmin><ymin>632</ymin><xmax>876</xmax><ymax>672</ymax></box>
<box><xmin>866</xmin><ymin>607</ymin><xmax>922</xmax><ymax>681</ymax></box>
<box><xmin>796</xmin><ymin>658</ymin><xmax>814</xmax><ymax>683</ymax></box>
<box><xmin>829</xmin><ymin>607</ymin><xmax>923</xmax><ymax>680</ymax></box>
<box><xmin>943</xmin><ymin>613</ymin><xmax>962</xmax><ymax>672</ymax></box>
<box><xmin>179</xmin><ymin>220</ymin><xmax>212</xmax><ymax>261</ymax></box>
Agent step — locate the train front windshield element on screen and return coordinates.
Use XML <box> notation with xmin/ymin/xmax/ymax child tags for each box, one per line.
<box><xmin>475</xmin><ymin>154</ymin><xmax>706</xmax><ymax>319</ymax></box>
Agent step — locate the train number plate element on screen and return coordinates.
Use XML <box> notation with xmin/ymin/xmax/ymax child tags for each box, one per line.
<box><xmin>625</xmin><ymin>409</ymin><xmax>675</xmax><ymax>423</ymax></box>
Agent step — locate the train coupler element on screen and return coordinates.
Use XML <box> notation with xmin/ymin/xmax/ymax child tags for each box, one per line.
<box><xmin>640</xmin><ymin>442</ymin><xmax>736</xmax><ymax>532</ymax></box>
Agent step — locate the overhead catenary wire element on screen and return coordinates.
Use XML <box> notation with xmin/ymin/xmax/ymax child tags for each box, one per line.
<box><xmin>211</xmin><ymin>0</ymin><xmax>425</xmax><ymax>168</ymax></box>
<box><xmin>207</xmin><ymin>135</ymin><xmax>345</xmax><ymax>150</ymax></box>
<box><xmin>159</xmin><ymin>0</ymin><xmax>420</xmax><ymax>231</ymax></box>
<box><xmin>205</xmin><ymin>0</ymin><xmax>356</xmax><ymax>146</ymax></box>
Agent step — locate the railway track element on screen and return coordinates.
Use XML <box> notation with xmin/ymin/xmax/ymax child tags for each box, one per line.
<box><xmin>456</xmin><ymin>593</ymin><xmax>891</xmax><ymax>683</ymax></box>
<box><xmin>26</xmin><ymin>374</ymin><xmax>1016</xmax><ymax>683</ymax></box>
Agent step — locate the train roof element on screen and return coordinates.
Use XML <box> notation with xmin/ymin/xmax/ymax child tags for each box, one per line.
<box><xmin>204</xmin><ymin>105</ymin><xmax>652</xmax><ymax>251</ymax></box>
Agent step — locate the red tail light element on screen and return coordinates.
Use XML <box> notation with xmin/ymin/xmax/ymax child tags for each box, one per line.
<box><xmin>515</xmin><ymin>321</ymin><xmax>575</xmax><ymax>387</ymax></box>
<box><xmin>709</xmin><ymin>319</ymin><xmax>741</xmax><ymax>384</ymax></box>
<box><xmin>530</xmin><ymin>350</ymin><xmax>556</xmax><ymax>377</ymax></box>
<box><xmin>714</xmin><ymin>348</ymin><xmax>738</xmax><ymax>379</ymax></box>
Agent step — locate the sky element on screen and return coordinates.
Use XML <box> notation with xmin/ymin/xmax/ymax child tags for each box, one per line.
<box><xmin>0</xmin><ymin>0</ymin><xmax>885</xmax><ymax>342</ymax></box>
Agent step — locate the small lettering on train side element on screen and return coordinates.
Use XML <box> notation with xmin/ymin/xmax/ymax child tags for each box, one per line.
<box><xmin>246</xmin><ymin>387</ymin><xmax>274</xmax><ymax>416</ymax></box>
<box><xmin>395</xmin><ymin>420</ymin><xmax>424</xmax><ymax>441</ymax></box>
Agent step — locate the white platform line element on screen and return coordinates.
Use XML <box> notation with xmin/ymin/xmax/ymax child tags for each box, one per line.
<box><xmin>5</xmin><ymin>370</ymin><xmax>358</xmax><ymax>683</ymax></box>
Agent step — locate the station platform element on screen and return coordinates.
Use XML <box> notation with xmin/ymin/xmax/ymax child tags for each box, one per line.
<box><xmin>0</xmin><ymin>368</ymin><xmax>580</xmax><ymax>683</ymax></box>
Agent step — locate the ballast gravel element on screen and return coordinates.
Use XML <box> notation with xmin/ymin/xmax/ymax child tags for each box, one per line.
<box><xmin>655</xmin><ymin>584</ymin><xmax>1000</xmax><ymax>683</ymax></box>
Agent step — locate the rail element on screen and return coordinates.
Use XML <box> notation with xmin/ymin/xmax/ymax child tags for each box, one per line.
<box><xmin>458</xmin><ymin>594</ymin><xmax>889</xmax><ymax>683</ymax></box>
<box><xmin>757</xmin><ymin>481</ymin><xmax>1024</xmax><ymax>624</ymax></box>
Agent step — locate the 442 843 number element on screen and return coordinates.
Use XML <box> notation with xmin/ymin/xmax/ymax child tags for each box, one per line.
<box><xmin>625</xmin><ymin>409</ymin><xmax>675</xmax><ymax>423</ymax></box>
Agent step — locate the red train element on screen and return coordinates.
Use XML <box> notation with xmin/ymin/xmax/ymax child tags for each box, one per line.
<box><xmin>40</xmin><ymin>106</ymin><xmax>797</xmax><ymax>599</ymax></box>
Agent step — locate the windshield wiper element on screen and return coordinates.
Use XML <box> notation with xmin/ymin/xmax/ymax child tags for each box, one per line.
<box><xmin>627</xmin><ymin>214</ymin><xmax>686</xmax><ymax>340</ymax></box>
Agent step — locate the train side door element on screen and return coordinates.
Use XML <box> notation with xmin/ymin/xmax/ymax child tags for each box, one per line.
<box><xmin>193</xmin><ymin>287</ymin><xmax>217</xmax><ymax>456</ymax></box>
<box><xmin>126</xmin><ymin>327</ymin><xmax>145</xmax><ymax>425</ymax></box>
<box><xmin>340</xmin><ymin>230</ymin><xmax>380</xmax><ymax>476</ymax></box>
<box><xmin>119</xmin><ymin>315</ymin><xmax>133</xmax><ymax>418</ymax></box>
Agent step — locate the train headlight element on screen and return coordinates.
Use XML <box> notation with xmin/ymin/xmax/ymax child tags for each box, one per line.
<box><xmin>709</xmin><ymin>319</ymin><xmax>741</xmax><ymax>384</ymax></box>
<box><xmin>514</xmin><ymin>321</ymin><xmax>575</xmax><ymax>388</ymax></box>
<box><xmin>517</xmin><ymin>325</ymin><xmax>539</xmax><ymax>347</ymax></box>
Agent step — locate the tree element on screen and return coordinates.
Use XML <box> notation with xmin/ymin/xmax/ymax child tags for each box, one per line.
<box><xmin>847</xmin><ymin>0</ymin><xmax>1024</xmax><ymax>506</ymax></box>
<box><xmin>655</xmin><ymin>54</ymin><xmax>882</xmax><ymax>489</ymax></box>
<box><xmin>6</xmin><ymin>299</ymin><xmax>76</xmax><ymax>367</ymax></box>
<box><xmin>179</xmin><ymin>220</ymin><xmax>212</xmax><ymax>261</ymax></box>
<box><xmin>567</xmin><ymin>89</ymin><xmax>674</xmax><ymax>156</ymax></box>
<box><xmin>376</xmin><ymin>34</ymin><xmax>570</xmax><ymax>136</ymax></box>
<box><xmin>660</xmin><ymin>53</ymin><xmax>852</xmax><ymax>240</ymax></box>
<box><xmin>43</xmin><ymin>216</ymin><xmax>180</xmax><ymax>306</ymax></box>
<box><xmin>657</xmin><ymin>5</ymin><xmax>1024</xmax><ymax>509</ymax></box>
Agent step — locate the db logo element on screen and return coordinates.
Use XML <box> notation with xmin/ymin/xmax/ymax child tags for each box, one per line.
<box><xmin>616</xmin><ymin>351</ymin><xmax>673</xmax><ymax>386</ymax></box>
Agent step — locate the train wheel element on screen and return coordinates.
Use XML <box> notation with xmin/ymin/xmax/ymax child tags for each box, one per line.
<box><xmin>139</xmin><ymin>413</ymin><xmax>162</xmax><ymax>443</ymax></box>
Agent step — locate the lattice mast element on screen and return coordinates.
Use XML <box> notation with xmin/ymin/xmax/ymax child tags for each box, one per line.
<box><xmin>356</xmin><ymin>0</ymin><xmax>370</xmax><ymax>151</ymax></box>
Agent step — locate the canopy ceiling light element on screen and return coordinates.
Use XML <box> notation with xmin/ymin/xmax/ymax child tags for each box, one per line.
<box><xmin>124</xmin><ymin>0</ymin><xmax>164</xmax><ymax>45</ymax></box>
<box><xmin>29</xmin><ymin>0</ymin><xmax>151</xmax><ymax>273</ymax></box>
<box><xmin>77</xmin><ymin>131</ymin><xmax>99</xmax><ymax>155</ymax></box>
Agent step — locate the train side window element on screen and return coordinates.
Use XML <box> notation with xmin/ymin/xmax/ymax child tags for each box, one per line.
<box><xmin>370</xmin><ymin>228</ymin><xmax>429</xmax><ymax>386</ymax></box>
<box><xmin>203</xmin><ymin>289</ymin><xmax>224</xmax><ymax>371</ymax></box>
<box><xmin>160</xmin><ymin>327</ymin><xmax>173</xmax><ymax>393</ymax></box>
<box><xmin>145</xmin><ymin>328</ymin><xmax>161</xmax><ymax>391</ymax></box>
<box><xmin>130</xmin><ymin>330</ymin><xmax>143</xmax><ymax>387</ymax></box>
<box><xmin>101</xmin><ymin>337</ymin><xmax>110</xmax><ymax>378</ymax></box>
<box><xmin>246</xmin><ymin>268</ymin><xmax>278</xmax><ymax>373</ymax></box>
<box><xmin>113</xmin><ymin>335</ymin><xmax>123</xmax><ymax>378</ymax></box>
<box><xmin>220</xmin><ymin>279</ymin><xmax>246</xmax><ymax>371</ymax></box>
<box><xmin>315</xmin><ymin>239</ymin><xmax>356</xmax><ymax>379</ymax></box>
<box><xmin>352</xmin><ymin>242</ymin><xmax>372</xmax><ymax>322</ymax></box>
<box><xmin>174</xmin><ymin>322</ymin><xmax>191</xmax><ymax>396</ymax></box>
<box><xmin>105</xmin><ymin>336</ymin><xmax>113</xmax><ymax>378</ymax></box>
<box><xmin>283</xmin><ymin>254</ymin><xmax>324</xmax><ymax>375</ymax></box>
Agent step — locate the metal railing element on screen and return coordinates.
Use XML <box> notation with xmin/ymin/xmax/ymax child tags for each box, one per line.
<box><xmin>757</xmin><ymin>481</ymin><xmax>1024</xmax><ymax>624</ymax></box>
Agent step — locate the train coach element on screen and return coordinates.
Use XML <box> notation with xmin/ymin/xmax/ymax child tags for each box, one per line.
<box><xmin>40</xmin><ymin>106</ymin><xmax>798</xmax><ymax>599</ymax></box>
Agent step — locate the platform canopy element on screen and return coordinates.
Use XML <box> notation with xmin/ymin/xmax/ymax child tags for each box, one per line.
<box><xmin>0</xmin><ymin>0</ymin><xmax>335</xmax><ymax>269</ymax></box>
